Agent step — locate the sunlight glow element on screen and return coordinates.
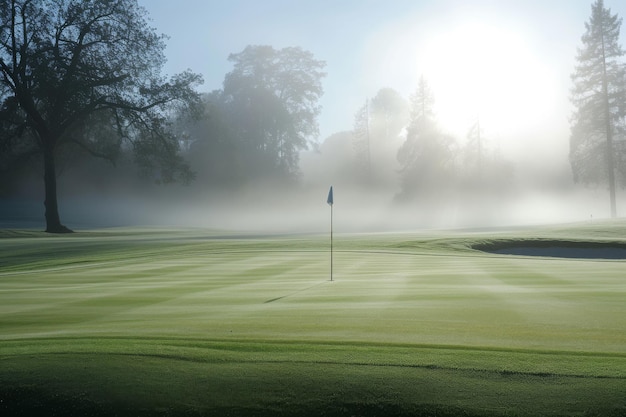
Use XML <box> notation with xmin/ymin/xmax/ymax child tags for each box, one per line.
<box><xmin>417</xmin><ymin>21</ymin><xmax>557</xmax><ymax>140</ymax></box>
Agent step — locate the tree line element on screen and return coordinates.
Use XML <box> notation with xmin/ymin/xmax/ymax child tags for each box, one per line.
<box><xmin>1</xmin><ymin>0</ymin><xmax>625</xmax><ymax>231</ymax></box>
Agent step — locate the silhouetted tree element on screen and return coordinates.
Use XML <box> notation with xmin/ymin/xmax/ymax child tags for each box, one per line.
<box><xmin>570</xmin><ymin>0</ymin><xmax>626</xmax><ymax>218</ymax></box>
<box><xmin>397</xmin><ymin>77</ymin><xmax>456</xmax><ymax>201</ymax></box>
<box><xmin>0</xmin><ymin>0</ymin><xmax>203</xmax><ymax>232</ymax></box>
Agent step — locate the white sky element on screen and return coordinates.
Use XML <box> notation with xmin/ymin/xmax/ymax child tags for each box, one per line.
<box><xmin>138</xmin><ymin>0</ymin><xmax>626</xmax><ymax>162</ymax></box>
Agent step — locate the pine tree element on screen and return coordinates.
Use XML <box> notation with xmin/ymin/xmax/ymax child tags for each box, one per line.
<box><xmin>397</xmin><ymin>77</ymin><xmax>455</xmax><ymax>201</ymax></box>
<box><xmin>570</xmin><ymin>0</ymin><xmax>626</xmax><ymax>218</ymax></box>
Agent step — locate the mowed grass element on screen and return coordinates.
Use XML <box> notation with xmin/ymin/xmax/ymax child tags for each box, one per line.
<box><xmin>1</xmin><ymin>223</ymin><xmax>626</xmax><ymax>416</ymax></box>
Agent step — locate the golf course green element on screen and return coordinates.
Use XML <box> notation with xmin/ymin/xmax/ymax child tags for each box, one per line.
<box><xmin>1</xmin><ymin>222</ymin><xmax>626</xmax><ymax>416</ymax></box>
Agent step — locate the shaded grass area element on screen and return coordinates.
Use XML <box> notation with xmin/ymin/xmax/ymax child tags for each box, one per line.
<box><xmin>2</xmin><ymin>223</ymin><xmax>626</xmax><ymax>416</ymax></box>
<box><xmin>3</xmin><ymin>339</ymin><xmax>626</xmax><ymax>417</ymax></box>
<box><xmin>3</xmin><ymin>356</ymin><xmax>626</xmax><ymax>417</ymax></box>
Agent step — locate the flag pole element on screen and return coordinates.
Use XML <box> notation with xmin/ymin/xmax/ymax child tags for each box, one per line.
<box><xmin>330</xmin><ymin>200</ymin><xmax>333</xmax><ymax>282</ymax></box>
<box><xmin>327</xmin><ymin>186</ymin><xmax>334</xmax><ymax>281</ymax></box>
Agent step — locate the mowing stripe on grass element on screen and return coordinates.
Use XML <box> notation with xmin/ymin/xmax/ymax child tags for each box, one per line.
<box><xmin>2</xmin><ymin>226</ymin><xmax>626</xmax><ymax>416</ymax></box>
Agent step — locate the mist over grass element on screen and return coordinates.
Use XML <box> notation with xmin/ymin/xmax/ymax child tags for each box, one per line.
<box><xmin>2</xmin><ymin>181</ymin><xmax>622</xmax><ymax>233</ymax></box>
<box><xmin>2</xmin><ymin>150</ymin><xmax>622</xmax><ymax>234</ymax></box>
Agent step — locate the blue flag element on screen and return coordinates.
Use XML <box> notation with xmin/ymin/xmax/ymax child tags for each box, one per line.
<box><xmin>327</xmin><ymin>186</ymin><xmax>333</xmax><ymax>206</ymax></box>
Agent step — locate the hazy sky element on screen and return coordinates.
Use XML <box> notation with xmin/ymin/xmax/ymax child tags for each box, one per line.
<box><xmin>138</xmin><ymin>0</ymin><xmax>626</xmax><ymax>160</ymax></box>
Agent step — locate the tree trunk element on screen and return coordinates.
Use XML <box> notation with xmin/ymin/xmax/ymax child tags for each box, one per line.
<box><xmin>601</xmin><ymin>26</ymin><xmax>617</xmax><ymax>218</ymax></box>
<box><xmin>43</xmin><ymin>145</ymin><xmax>73</xmax><ymax>233</ymax></box>
<box><xmin>605</xmin><ymin>122</ymin><xmax>617</xmax><ymax>218</ymax></box>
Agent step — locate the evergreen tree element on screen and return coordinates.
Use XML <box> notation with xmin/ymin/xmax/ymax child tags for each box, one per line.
<box><xmin>570</xmin><ymin>0</ymin><xmax>626</xmax><ymax>218</ymax></box>
<box><xmin>397</xmin><ymin>77</ymin><xmax>456</xmax><ymax>201</ymax></box>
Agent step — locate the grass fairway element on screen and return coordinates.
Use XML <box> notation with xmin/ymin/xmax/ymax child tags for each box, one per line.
<box><xmin>1</xmin><ymin>223</ymin><xmax>626</xmax><ymax>416</ymax></box>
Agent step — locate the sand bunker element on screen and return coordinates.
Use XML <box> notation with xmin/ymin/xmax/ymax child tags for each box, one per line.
<box><xmin>474</xmin><ymin>240</ymin><xmax>626</xmax><ymax>259</ymax></box>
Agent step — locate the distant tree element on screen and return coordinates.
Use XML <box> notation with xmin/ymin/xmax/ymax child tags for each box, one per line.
<box><xmin>178</xmin><ymin>91</ymin><xmax>237</xmax><ymax>186</ymax></box>
<box><xmin>302</xmin><ymin>130</ymin><xmax>359</xmax><ymax>187</ymax></box>
<box><xmin>217</xmin><ymin>45</ymin><xmax>326</xmax><ymax>180</ymax></box>
<box><xmin>570</xmin><ymin>0</ymin><xmax>626</xmax><ymax>218</ymax></box>
<box><xmin>461</xmin><ymin>118</ymin><xmax>513</xmax><ymax>194</ymax></box>
<box><xmin>397</xmin><ymin>77</ymin><xmax>456</xmax><ymax>201</ymax></box>
<box><xmin>369</xmin><ymin>88</ymin><xmax>410</xmax><ymax>143</ymax></box>
<box><xmin>464</xmin><ymin>118</ymin><xmax>484</xmax><ymax>179</ymax></box>
<box><xmin>352</xmin><ymin>88</ymin><xmax>409</xmax><ymax>185</ymax></box>
<box><xmin>179</xmin><ymin>91</ymin><xmax>271</xmax><ymax>187</ymax></box>
<box><xmin>0</xmin><ymin>0</ymin><xmax>203</xmax><ymax>232</ymax></box>
<box><xmin>352</xmin><ymin>98</ymin><xmax>372</xmax><ymax>182</ymax></box>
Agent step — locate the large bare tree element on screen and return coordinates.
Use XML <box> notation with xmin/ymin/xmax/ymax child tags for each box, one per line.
<box><xmin>0</xmin><ymin>0</ymin><xmax>202</xmax><ymax>232</ymax></box>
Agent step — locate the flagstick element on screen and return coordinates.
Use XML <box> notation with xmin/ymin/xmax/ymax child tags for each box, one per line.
<box><xmin>330</xmin><ymin>201</ymin><xmax>333</xmax><ymax>282</ymax></box>
<box><xmin>326</xmin><ymin>185</ymin><xmax>334</xmax><ymax>282</ymax></box>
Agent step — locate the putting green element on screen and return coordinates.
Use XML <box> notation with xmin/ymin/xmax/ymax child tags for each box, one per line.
<box><xmin>1</xmin><ymin>224</ymin><xmax>626</xmax><ymax>416</ymax></box>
